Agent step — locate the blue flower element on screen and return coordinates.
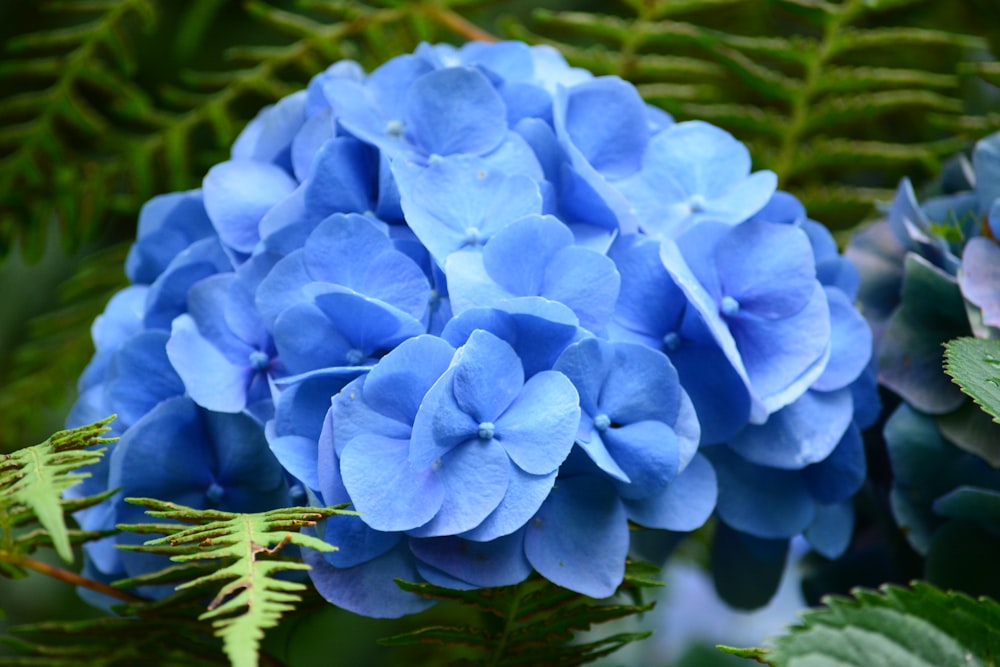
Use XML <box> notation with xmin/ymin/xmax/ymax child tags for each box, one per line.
<box><xmin>445</xmin><ymin>214</ymin><xmax>620</xmax><ymax>332</ymax></box>
<box><xmin>67</xmin><ymin>39</ymin><xmax>876</xmax><ymax>617</ymax></box>
<box><xmin>661</xmin><ymin>219</ymin><xmax>830</xmax><ymax>421</ymax></box>
<box><xmin>617</xmin><ymin>121</ymin><xmax>777</xmax><ymax>239</ymax></box>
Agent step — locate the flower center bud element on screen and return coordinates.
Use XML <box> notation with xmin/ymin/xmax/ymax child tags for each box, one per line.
<box><xmin>249</xmin><ymin>350</ymin><xmax>270</xmax><ymax>371</ymax></box>
<box><xmin>345</xmin><ymin>348</ymin><xmax>365</xmax><ymax>365</ymax></box>
<box><xmin>385</xmin><ymin>119</ymin><xmax>404</xmax><ymax>137</ymax></box>
<box><xmin>593</xmin><ymin>413</ymin><xmax>611</xmax><ymax>432</ymax></box>
<box><xmin>689</xmin><ymin>194</ymin><xmax>707</xmax><ymax>213</ymax></box>
<box><xmin>721</xmin><ymin>296</ymin><xmax>740</xmax><ymax>317</ymax></box>
<box><xmin>477</xmin><ymin>421</ymin><xmax>495</xmax><ymax>441</ymax></box>
<box><xmin>463</xmin><ymin>227</ymin><xmax>484</xmax><ymax>246</ymax></box>
<box><xmin>663</xmin><ymin>331</ymin><xmax>682</xmax><ymax>352</ymax></box>
<box><xmin>206</xmin><ymin>481</ymin><xmax>225</xmax><ymax>505</ymax></box>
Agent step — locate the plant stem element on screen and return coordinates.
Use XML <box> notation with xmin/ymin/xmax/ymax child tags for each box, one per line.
<box><xmin>487</xmin><ymin>581</ymin><xmax>529</xmax><ymax>667</ymax></box>
<box><xmin>9</xmin><ymin>552</ymin><xmax>143</xmax><ymax>603</ymax></box>
<box><xmin>422</xmin><ymin>2</ymin><xmax>498</xmax><ymax>42</ymax></box>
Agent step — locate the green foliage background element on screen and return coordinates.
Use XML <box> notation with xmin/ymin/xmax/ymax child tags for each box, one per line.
<box><xmin>1</xmin><ymin>0</ymin><xmax>999</xmax><ymax>664</ymax></box>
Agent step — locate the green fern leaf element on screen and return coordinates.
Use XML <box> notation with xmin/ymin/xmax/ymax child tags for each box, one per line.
<box><xmin>0</xmin><ymin>415</ymin><xmax>115</xmax><ymax>563</ymax></box>
<box><xmin>379</xmin><ymin>561</ymin><xmax>660</xmax><ymax>666</ymax></box>
<box><xmin>0</xmin><ymin>0</ymin><xmax>157</xmax><ymax>259</ymax></box>
<box><xmin>117</xmin><ymin>499</ymin><xmax>354</xmax><ymax>667</ymax></box>
<box><xmin>513</xmin><ymin>0</ymin><xmax>992</xmax><ymax>230</ymax></box>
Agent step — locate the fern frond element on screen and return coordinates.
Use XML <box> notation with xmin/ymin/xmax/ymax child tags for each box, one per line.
<box><xmin>0</xmin><ymin>415</ymin><xmax>116</xmax><ymax>564</ymax></box>
<box><xmin>379</xmin><ymin>561</ymin><xmax>660</xmax><ymax>666</ymax></box>
<box><xmin>511</xmin><ymin>0</ymin><xmax>993</xmax><ymax>229</ymax></box>
<box><xmin>1</xmin><ymin>616</ymin><xmax>229</xmax><ymax>667</ymax></box>
<box><xmin>117</xmin><ymin>499</ymin><xmax>353</xmax><ymax>667</ymax></box>
<box><xmin>0</xmin><ymin>0</ymin><xmax>157</xmax><ymax>259</ymax></box>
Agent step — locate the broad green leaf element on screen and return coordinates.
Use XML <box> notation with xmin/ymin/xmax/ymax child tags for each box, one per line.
<box><xmin>944</xmin><ymin>337</ymin><xmax>1000</xmax><ymax>426</ymax></box>
<box><xmin>725</xmin><ymin>582</ymin><xmax>1000</xmax><ymax>666</ymax></box>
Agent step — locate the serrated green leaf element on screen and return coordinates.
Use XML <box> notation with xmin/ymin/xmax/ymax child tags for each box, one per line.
<box><xmin>746</xmin><ymin>582</ymin><xmax>1000</xmax><ymax>667</ymax></box>
<box><xmin>0</xmin><ymin>416</ymin><xmax>116</xmax><ymax>562</ymax></box>
<box><xmin>944</xmin><ymin>337</ymin><xmax>1000</xmax><ymax>425</ymax></box>
<box><xmin>117</xmin><ymin>500</ymin><xmax>350</xmax><ymax>667</ymax></box>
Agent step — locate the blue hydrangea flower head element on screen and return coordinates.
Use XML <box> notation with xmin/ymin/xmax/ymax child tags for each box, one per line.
<box><xmin>67</xmin><ymin>39</ymin><xmax>875</xmax><ymax>617</ymax></box>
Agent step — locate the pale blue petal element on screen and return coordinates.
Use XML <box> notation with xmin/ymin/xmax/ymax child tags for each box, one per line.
<box><xmin>405</xmin><ymin>67</ymin><xmax>507</xmax><ymax>157</ymax></box>
<box><xmin>166</xmin><ymin>314</ymin><xmax>250</xmax><ymax>412</ymax></box>
<box><xmin>623</xmin><ymin>453</ymin><xmax>717</xmax><ymax>530</ymax></box>
<box><xmin>524</xmin><ymin>475</ymin><xmax>628</xmax><ymax>598</ymax></box>
<box><xmin>603</xmin><ymin>421</ymin><xmax>679</xmax><ymax>499</ymax></box>
<box><xmin>203</xmin><ymin>160</ymin><xmax>297</xmax><ymax>253</ymax></box>
<box><xmin>495</xmin><ymin>370</ymin><xmax>580</xmax><ymax>475</ymax></box>
<box><xmin>406</xmin><ymin>437</ymin><xmax>510</xmax><ymax>537</ymax></box>
<box><xmin>728</xmin><ymin>388</ymin><xmax>854</xmax><ymax>470</ymax></box>
<box><xmin>341</xmin><ymin>435</ymin><xmax>444</xmax><ymax>532</ymax></box>
<box><xmin>361</xmin><ymin>335</ymin><xmax>455</xmax><ymax>426</ymax></box>
<box><xmin>460</xmin><ymin>463</ymin><xmax>556</xmax><ymax>541</ymax></box>
<box><xmin>556</xmin><ymin>76</ymin><xmax>648</xmax><ymax>180</ymax></box>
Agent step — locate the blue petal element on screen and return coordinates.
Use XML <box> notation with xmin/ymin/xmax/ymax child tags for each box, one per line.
<box><xmin>340</xmin><ymin>435</ymin><xmax>444</xmax><ymax>532</ymax></box>
<box><xmin>410</xmin><ymin>530</ymin><xmax>532</xmax><ymax>588</ymax></box>
<box><xmin>167</xmin><ymin>314</ymin><xmax>252</xmax><ymax>412</ymax></box>
<box><xmin>406</xmin><ymin>437</ymin><xmax>510</xmax><ymax>537</ymax></box>
<box><xmin>555</xmin><ymin>76</ymin><xmax>648</xmax><ymax>180</ymax></box>
<box><xmin>603</xmin><ymin>421</ymin><xmax>680</xmax><ymax>499</ymax></box>
<box><xmin>728</xmin><ymin>388</ymin><xmax>854</xmax><ymax>470</ymax></box>
<box><xmin>231</xmin><ymin>91</ymin><xmax>306</xmax><ymax>172</ymax></box>
<box><xmin>960</xmin><ymin>237</ymin><xmax>1000</xmax><ymax>330</ymax></box>
<box><xmin>495</xmin><ymin>370</ymin><xmax>580</xmax><ymax>475</ymax></box>
<box><xmin>804</xmin><ymin>501</ymin><xmax>854</xmax><ymax>559</ymax></box>
<box><xmin>126</xmin><ymin>191</ymin><xmax>214</xmax><ymax>285</ymax></box>
<box><xmin>544</xmin><ymin>246</ymin><xmax>621</xmax><ymax>333</ymax></box>
<box><xmin>361</xmin><ymin>335</ymin><xmax>455</xmax><ymax>426</ymax></box>
<box><xmin>450</xmin><ymin>329</ymin><xmax>525</xmax><ymax>422</ymax></box>
<box><xmin>405</xmin><ymin>67</ymin><xmax>507</xmax><ymax>157</ymax></box>
<box><xmin>803</xmin><ymin>422</ymin><xmax>866</xmax><ymax>504</ymax></box>
<box><xmin>303</xmin><ymin>540</ymin><xmax>435</xmax><ymax>618</ymax></box>
<box><xmin>315</xmin><ymin>514</ymin><xmax>400</xmax><ymax>568</ymax></box>
<box><xmin>524</xmin><ymin>475</ymin><xmax>628</xmax><ymax>598</ymax></box>
<box><xmin>623</xmin><ymin>453</ymin><xmax>716</xmax><ymax>530</ymax></box>
<box><xmin>397</xmin><ymin>155</ymin><xmax>542</xmax><ymax>265</ymax></box>
<box><xmin>106</xmin><ymin>331</ymin><xmax>185</xmax><ymax>428</ymax></box>
<box><xmin>203</xmin><ymin>160</ymin><xmax>297</xmax><ymax>253</ymax></box>
<box><xmin>440</xmin><ymin>298</ymin><xmax>581</xmax><ymax>378</ymax></box>
<box><xmin>460</xmin><ymin>463</ymin><xmax>556</xmax><ymax>541</ymax></box>
<box><xmin>716</xmin><ymin>220</ymin><xmax>817</xmax><ymax>319</ymax></box>
<box><xmin>811</xmin><ymin>287</ymin><xmax>873</xmax><ymax>392</ymax></box>
<box><xmin>482</xmin><ymin>214</ymin><xmax>572</xmax><ymax>296</ymax></box>
<box><xmin>733</xmin><ymin>284</ymin><xmax>831</xmax><ymax>416</ymax></box>
<box><xmin>708</xmin><ymin>446</ymin><xmax>816</xmax><ymax>539</ymax></box>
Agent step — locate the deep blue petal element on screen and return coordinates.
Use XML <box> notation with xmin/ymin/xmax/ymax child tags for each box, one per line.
<box><xmin>410</xmin><ymin>530</ymin><xmax>532</xmax><ymax>588</ymax></box>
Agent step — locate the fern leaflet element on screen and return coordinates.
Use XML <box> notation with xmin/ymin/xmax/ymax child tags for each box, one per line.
<box><xmin>117</xmin><ymin>498</ymin><xmax>355</xmax><ymax>667</ymax></box>
<box><xmin>0</xmin><ymin>415</ymin><xmax>115</xmax><ymax>564</ymax></box>
<box><xmin>379</xmin><ymin>561</ymin><xmax>661</xmax><ymax>666</ymax></box>
<box><xmin>506</xmin><ymin>0</ymin><xmax>994</xmax><ymax>229</ymax></box>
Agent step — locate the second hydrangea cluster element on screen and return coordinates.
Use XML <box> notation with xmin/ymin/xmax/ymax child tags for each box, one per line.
<box><xmin>68</xmin><ymin>41</ymin><xmax>874</xmax><ymax>617</ymax></box>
